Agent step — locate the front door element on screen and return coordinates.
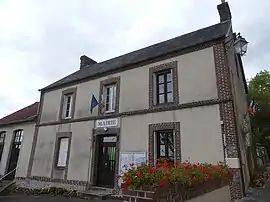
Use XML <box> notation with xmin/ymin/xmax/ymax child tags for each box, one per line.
<box><xmin>6</xmin><ymin>130</ymin><xmax>23</xmax><ymax>180</ymax></box>
<box><xmin>96</xmin><ymin>135</ymin><xmax>117</xmax><ymax>187</ymax></box>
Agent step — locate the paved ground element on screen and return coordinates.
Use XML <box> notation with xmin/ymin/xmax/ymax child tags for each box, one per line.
<box><xmin>0</xmin><ymin>195</ymin><xmax>122</xmax><ymax>202</ymax></box>
<box><xmin>239</xmin><ymin>182</ymin><xmax>270</xmax><ymax>202</ymax></box>
<box><xmin>2</xmin><ymin>181</ymin><xmax>270</xmax><ymax>202</ymax></box>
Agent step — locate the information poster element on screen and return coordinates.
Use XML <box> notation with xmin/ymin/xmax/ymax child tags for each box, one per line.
<box><xmin>119</xmin><ymin>151</ymin><xmax>147</xmax><ymax>175</ymax></box>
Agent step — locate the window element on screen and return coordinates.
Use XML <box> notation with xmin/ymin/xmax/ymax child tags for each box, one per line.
<box><xmin>149</xmin><ymin>61</ymin><xmax>178</xmax><ymax>108</ymax></box>
<box><xmin>99</xmin><ymin>77</ymin><xmax>120</xmax><ymax>115</ymax></box>
<box><xmin>0</xmin><ymin>132</ymin><xmax>6</xmax><ymax>161</ymax></box>
<box><xmin>56</xmin><ymin>138</ymin><xmax>69</xmax><ymax>167</ymax></box>
<box><xmin>156</xmin><ymin>70</ymin><xmax>173</xmax><ymax>104</ymax></box>
<box><xmin>156</xmin><ymin>130</ymin><xmax>174</xmax><ymax>163</ymax></box>
<box><xmin>63</xmin><ymin>94</ymin><xmax>73</xmax><ymax>118</ymax></box>
<box><xmin>104</xmin><ymin>84</ymin><xmax>116</xmax><ymax>113</ymax></box>
<box><xmin>14</xmin><ymin>130</ymin><xmax>23</xmax><ymax>149</ymax></box>
<box><xmin>59</xmin><ymin>87</ymin><xmax>77</xmax><ymax>120</ymax></box>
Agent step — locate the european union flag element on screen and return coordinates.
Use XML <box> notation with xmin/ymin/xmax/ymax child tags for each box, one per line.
<box><xmin>90</xmin><ymin>94</ymin><xmax>99</xmax><ymax>113</ymax></box>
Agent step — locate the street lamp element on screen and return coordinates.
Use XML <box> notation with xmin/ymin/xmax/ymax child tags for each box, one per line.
<box><xmin>234</xmin><ymin>33</ymin><xmax>249</xmax><ymax>56</ymax></box>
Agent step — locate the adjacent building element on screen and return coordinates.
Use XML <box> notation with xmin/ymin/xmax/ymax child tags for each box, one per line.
<box><xmin>3</xmin><ymin>1</ymin><xmax>251</xmax><ymax>201</ymax></box>
<box><xmin>0</xmin><ymin>102</ymin><xmax>39</xmax><ymax>180</ymax></box>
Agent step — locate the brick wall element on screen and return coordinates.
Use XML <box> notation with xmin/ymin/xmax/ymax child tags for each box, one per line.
<box><xmin>121</xmin><ymin>182</ymin><xmax>229</xmax><ymax>202</ymax></box>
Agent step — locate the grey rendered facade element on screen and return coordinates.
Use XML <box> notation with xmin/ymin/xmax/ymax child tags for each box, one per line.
<box><xmin>13</xmin><ymin>2</ymin><xmax>251</xmax><ymax>201</ymax></box>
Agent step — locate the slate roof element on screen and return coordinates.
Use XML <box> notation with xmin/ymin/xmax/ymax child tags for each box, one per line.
<box><xmin>0</xmin><ymin>102</ymin><xmax>39</xmax><ymax>126</ymax></box>
<box><xmin>42</xmin><ymin>21</ymin><xmax>231</xmax><ymax>91</ymax></box>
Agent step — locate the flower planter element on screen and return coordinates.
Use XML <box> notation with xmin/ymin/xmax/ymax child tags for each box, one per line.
<box><xmin>119</xmin><ymin>159</ymin><xmax>233</xmax><ymax>202</ymax></box>
<box><xmin>122</xmin><ymin>181</ymin><xmax>230</xmax><ymax>202</ymax></box>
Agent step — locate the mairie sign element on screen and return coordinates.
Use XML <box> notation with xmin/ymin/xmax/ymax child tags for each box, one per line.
<box><xmin>95</xmin><ymin>118</ymin><xmax>118</xmax><ymax>128</ymax></box>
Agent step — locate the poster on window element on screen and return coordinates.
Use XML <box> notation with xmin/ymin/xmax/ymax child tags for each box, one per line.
<box><xmin>118</xmin><ymin>151</ymin><xmax>147</xmax><ymax>175</ymax></box>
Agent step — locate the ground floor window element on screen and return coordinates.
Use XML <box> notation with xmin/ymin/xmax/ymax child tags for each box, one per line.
<box><xmin>148</xmin><ymin>122</ymin><xmax>181</xmax><ymax>166</ymax></box>
<box><xmin>0</xmin><ymin>131</ymin><xmax>6</xmax><ymax>161</ymax></box>
<box><xmin>156</xmin><ymin>130</ymin><xmax>174</xmax><ymax>163</ymax></box>
<box><xmin>56</xmin><ymin>137</ymin><xmax>69</xmax><ymax>167</ymax></box>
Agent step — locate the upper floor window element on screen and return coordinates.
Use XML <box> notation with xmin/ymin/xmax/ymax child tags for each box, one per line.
<box><xmin>99</xmin><ymin>77</ymin><xmax>120</xmax><ymax>115</ymax></box>
<box><xmin>60</xmin><ymin>87</ymin><xmax>77</xmax><ymax>120</ymax></box>
<box><xmin>63</xmin><ymin>94</ymin><xmax>73</xmax><ymax>118</ymax></box>
<box><xmin>0</xmin><ymin>131</ymin><xmax>6</xmax><ymax>161</ymax></box>
<box><xmin>149</xmin><ymin>61</ymin><xmax>179</xmax><ymax>108</ymax></box>
<box><xmin>156</xmin><ymin>70</ymin><xmax>173</xmax><ymax>104</ymax></box>
<box><xmin>104</xmin><ymin>84</ymin><xmax>116</xmax><ymax>113</ymax></box>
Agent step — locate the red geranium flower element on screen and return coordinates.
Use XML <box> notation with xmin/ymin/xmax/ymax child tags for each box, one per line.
<box><xmin>159</xmin><ymin>179</ymin><xmax>167</xmax><ymax>187</ymax></box>
<box><xmin>208</xmin><ymin>176</ymin><xmax>213</xmax><ymax>184</ymax></box>
<box><xmin>137</xmin><ymin>172</ymin><xmax>143</xmax><ymax>179</ymax></box>
<box><xmin>147</xmin><ymin>167</ymin><xmax>155</xmax><ymax>174</ymax></box>
<box><xmin>122</xmin><ymin>185</ymin><xmax>128</xmax><ymax>191</ymax></box>
<box><xmin>125</xmin><ymin>179</ymin><xmax>132</xmax><ymax>185</ymax></box>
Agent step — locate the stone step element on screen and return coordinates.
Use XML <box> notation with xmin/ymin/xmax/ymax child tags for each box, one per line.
<box><xmin>80</xmin><ymin>187</ymin><xmax>114</xmax><ymax>200</ymax></box>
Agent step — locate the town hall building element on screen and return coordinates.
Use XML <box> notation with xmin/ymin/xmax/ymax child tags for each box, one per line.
<box><xmin>0</xmin><ymin>1</ymin><xmax>252</xmax><ymax>201</ymax></box>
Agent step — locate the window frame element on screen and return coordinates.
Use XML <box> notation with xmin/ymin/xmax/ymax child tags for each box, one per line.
<box><xmin>56</xmin><ymin>137</ymin><xmax>69</xmax><ymax>168</ymax></box>
<box><xmin>149</xmin><ymin>61</ymin><xmax>179</xmax><ymax>108</ymax></box>
<box><xmin>99</xmin><ymin>76</ymin><xmax>120</xmax><ymax>115</ymax></box>
<box><xmin>156</xmin><ymin>70</ymin><xmax>173</xmax><ymax>105</ymax></box>
<box><xmin>59</xmin><ymin>87</ymin><xmax>77</xmax><ymax>121</ymax></box>
<box><xmin>14</xmin><ymin>130</ymin><xmax>24</xmax><ymax>143</ymax></box>
<box><xmin>0</xmin><ymin>131</ymin><xmax>6</xmax><ymax>162</ymax></box>
<box><xmin>148</xmin><ymin>122</ymin><xmax>181</xmax><ymax>166</ymax></box>
<box><xmin>104</xmin><ymin>84</ymin><xmax>117</xmax><ymax>113</ymax></box>
<box><xmin>156</xmin><ymin>130</ymin><xmax>175</xmax><ymax>163</ymax></box>
<box><xmin>63</xmin><ymin>93</ymin><xmax>73</xmax><ymax>119</ymax></box>
<box><xmin>54</xmin><ymin>132</ymin><xmax>72</xmax><ymax>169</ymax></box>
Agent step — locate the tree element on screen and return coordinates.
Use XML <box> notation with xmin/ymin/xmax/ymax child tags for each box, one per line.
<box><xmin>248</xmin><ymin>70</ymin><xmax>270</xmax><ymax>145</ymax></box>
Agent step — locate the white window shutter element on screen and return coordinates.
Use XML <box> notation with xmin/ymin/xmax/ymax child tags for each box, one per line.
<box><xmin>57</xmin><ymin>138</ymin><xmax>69</xmax><ymax>167</ymax></box>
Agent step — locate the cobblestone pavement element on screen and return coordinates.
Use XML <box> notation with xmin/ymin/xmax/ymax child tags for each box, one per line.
<box><xmin>0</xmin><ymin>195</ymin><xmax>122</xmax><ymax>202</ymax></box>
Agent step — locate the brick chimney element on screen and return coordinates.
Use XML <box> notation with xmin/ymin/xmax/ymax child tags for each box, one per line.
<box><xmin>80</xmin><ymin>55</ymin><xmax>97</xmax><ymax>69</ymax></box>
<box><xmin>217</xmin><ymin>1</ymin><xmax>232</xmax><ymax>22</ymax></box>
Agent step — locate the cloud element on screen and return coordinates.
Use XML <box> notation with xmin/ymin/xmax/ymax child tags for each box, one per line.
<box><xmin>0</xmin><ymin>0</ymin><xmax>268</xmax><ymax>117</ymax></box>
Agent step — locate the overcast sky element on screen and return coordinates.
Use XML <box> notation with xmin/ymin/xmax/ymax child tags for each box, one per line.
<box><xmin>0</xmin><ymin>0</ymin><xmax>269</xmax><ymax>118</ymax></box>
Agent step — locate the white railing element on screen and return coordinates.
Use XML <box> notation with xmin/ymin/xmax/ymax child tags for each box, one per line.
<box><xmin>0</xmin><ymin>167</ymin><xmax>17</xmax><ymax>182</ymax></box>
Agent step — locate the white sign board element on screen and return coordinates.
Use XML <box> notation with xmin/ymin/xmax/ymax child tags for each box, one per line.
<box><xmin>119</xmin><ymin>151</ymin><xmax>147</xmax><ymax>175</ymax></box>
<box><xmin>104</xmin><ymin>136</ymin><xmax>117</xmax><ymax>142</ymax></box>
<box><xmin>95</xmin><ymin>118</ymin><xmax>118</xmax><ymax>128</ymax></box>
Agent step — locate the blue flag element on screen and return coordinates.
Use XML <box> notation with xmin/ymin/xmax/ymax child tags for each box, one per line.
<box><xmin>90</xmin><ymin>94</ymin><xmax>99</xmax><ymax>113</ymax></box>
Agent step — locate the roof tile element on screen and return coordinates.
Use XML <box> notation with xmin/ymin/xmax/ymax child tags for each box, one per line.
<box><xmin>0</xmin><ymin>102</ymin><xmax>39</xmax><ymax>126</ymax></box>
<box><xmin>42</xmin><ymin>21</ymin><xmax>231</xmax><ymax>91</ymax></box>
